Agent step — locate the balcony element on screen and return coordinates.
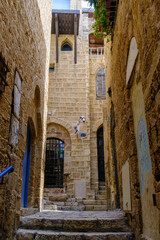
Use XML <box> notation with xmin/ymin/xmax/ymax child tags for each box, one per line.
<box><xmin>89</xmin><ymin>47</ymin><xmax>104</xmax><ymax>56</ymax></box>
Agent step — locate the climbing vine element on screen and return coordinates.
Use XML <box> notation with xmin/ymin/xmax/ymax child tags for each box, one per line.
<box><xmin>86</xmin><ymin>0</ymin><xmax>112</xmax><ymax>42</ymax></box>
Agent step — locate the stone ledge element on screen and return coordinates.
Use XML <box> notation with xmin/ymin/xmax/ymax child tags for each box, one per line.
<box><xmin>49</xmin><ymin>194</ymin><xmax>68</xmax><ymax>202</ymax></box>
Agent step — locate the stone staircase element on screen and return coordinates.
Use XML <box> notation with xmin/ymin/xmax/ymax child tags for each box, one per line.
<box><xmin>43</xmin><ymin>184</ymin><xmax>108</xmax><ymax>211</ymax></box>
<box><xmin>15</xmin><ymin>210</ymin><xmax>135</xmax><ymax>240</ymax></box>
<box><xmin>84</xmin><ymin>183</ymin><xmax>108</xmax><ymax>211</ymax></box>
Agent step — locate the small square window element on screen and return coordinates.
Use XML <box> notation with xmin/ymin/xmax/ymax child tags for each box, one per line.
<box><xmin>49</xmin><ymin>68</ymin><xmax>54</xmax><ymax>72</ymax></box>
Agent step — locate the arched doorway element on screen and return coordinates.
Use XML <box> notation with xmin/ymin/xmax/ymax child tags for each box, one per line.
<box><xmin>44</xmin><ymin>138</ymin><xmax>64</xmax><ymax>188</ymax></box>
<box><xmin>97</xmin><ymin>126</ymin><xmax>105</xmax><ymax>184</ymax></box>
<box><xmin>21</xmin><ymin>122</ymin><xmax>32</xmax><ymax>208</ymax></box>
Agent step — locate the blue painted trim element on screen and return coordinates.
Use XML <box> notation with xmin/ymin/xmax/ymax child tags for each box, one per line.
<box><xmin>0</xmin><ymin>166</ymin><xmax>14</xmax><ymax>178</ymax></box>
<box><xmin>81</xmin><ymin>133</ymin><xmax>86</xmax><ymax>137</ymax></box>
<box><xmin>21</xmin><ymin>122</ymin><xmax>32</xmax><ymax>208</ymax></box>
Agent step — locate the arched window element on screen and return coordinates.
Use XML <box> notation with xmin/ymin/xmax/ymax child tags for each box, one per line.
<box><xmin>44</xmin><ymin>138</ymin><xmax>64</xmax><ymax>188</ymax></box>
<box><xmin>61</xmin><ymin>42</ymin><xmax>72</xmax><ymax>51</ymax></box>
<box><xmin>96</xmin><ymin>68</ymin><xmax>106</xmax><ymax>99</ymax></box>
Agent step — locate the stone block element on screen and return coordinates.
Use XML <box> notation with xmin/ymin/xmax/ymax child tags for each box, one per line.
<box><xmin>155</xmin><ymin>193</ymin><xmax>160</xmax><ymax>209</ymax></box>
<box><xmin>49</xmin><ymin>194</ymin><xmax>68</xmax><ymax>202</ymax></box>
<box><xmin>9</xmin><ymin>114</ymin><xmax>19</xmax><ymax>146</ymax></box>
<box><xmin>75</xmin><ymin>181</ymin><xmax>86</xmax><ymax>199</ymax></box>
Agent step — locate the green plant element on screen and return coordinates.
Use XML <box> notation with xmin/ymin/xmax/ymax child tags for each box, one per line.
<box><xmin>86</xmin><ymin>0</ymin><xmax>112</xmax><ymax>42</ymax></box>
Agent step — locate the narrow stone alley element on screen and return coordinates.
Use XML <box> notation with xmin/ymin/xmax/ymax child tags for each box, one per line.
<box><xmin>0</xmin><ymin>0</ymin><xmax>159</xmax><ymax>240</ymax></box>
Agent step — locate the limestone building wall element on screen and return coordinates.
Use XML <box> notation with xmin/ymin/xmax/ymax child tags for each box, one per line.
<box><xmin>103</xmin><ymin>0</ymin><xmax>160</xmax><ymax>239</ymax></box>
<box><xmin>89</xmin><ymin>56</ymin><xmax>105</xmax><ymax>190</ymax></box>
<box><xmin>48</xmin><ymin>9</ymin><xmax>91</xmax><ymax>199</ymax></box>
<box><xmin>47</xmin><ymin>2</ymin><xmax>105</xmax><ymax>201</ymax></box>
<box><xmin>0</xmin><ymin>0</ymin><xmax>52</xmax><ymax>239</ymax></box>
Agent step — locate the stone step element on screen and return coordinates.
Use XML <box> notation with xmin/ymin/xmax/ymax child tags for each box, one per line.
<box><xmin>96</xmin><ymin>194</ymin><xmax>106</xmax><ymax>200</ymax></box>
<box><xmin>85</xmin><ymin>205</ymin><xmax>107</xmax><ymax>211</ymax></box>
<box><xmin>58</xmin><ymin>205</ymin><xmax>85</xmax><ymax>211</ymax></box>
<box><xmin>44</xmin><ymin>188</ymin><xmax>65</xmax><ymax>194</ymax></box>
<box><xmin>44</xmin><ymin>200</ymin><xmax>107</xmax><ymax>207</ymax></box>
<box><xmin>99</xmin><ymin>186</ymin><xmax>106</xmax><ymax>190</ymax></box>
<box><xmin>98</xmin><ymin>190</ymin><xmax>107</xmax><ymax>195</ymax></box>
<box><xmin>44</xmin><ymin>204</ymin><xmax>108</xmax><ymax>211</ymax></box>
<box><xmin>86</xmin><ymin>193</ymin><xmax>95</xmax><ymax>200</ymax></box>
<box><xmin>43</xmin><ymin>200</ymin><xmax>78</xmax><ymax>206</ymax></box>
<box><xmin>83</xmin><ymin>200</ymin><xmax>107</xmax><ymax>205</ymax></box>
<box><xmin>44</xmin><ymin>204</ymin><xmax>85</xmax><ymax>211</ymax></box>
<box><xmin>16</xmin><ymin>229</ymin><xmax>134</xmax><ymax>240</ymax></box>
<box><xmin>19</xmin><ymin>211</ymin><xmax>131</xmax><ymax>233</ymax></box>
<box><xmin>20</xmin><ymin>208</ymin><xmax>38</xmax><ymax>217</ymax></box>
<box><xmin>44</xmin><ymin>205</ymin><xmax>58</xmax><ymax>210</ymax></box>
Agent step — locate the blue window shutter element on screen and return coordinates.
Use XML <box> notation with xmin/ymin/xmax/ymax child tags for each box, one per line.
<box><xmin>52</xmin><ymin>0</ymin><xmax>70</xmax><ymax>10</ymax></box>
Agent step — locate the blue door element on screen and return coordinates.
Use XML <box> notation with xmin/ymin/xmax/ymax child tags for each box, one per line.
<box><xmin>21</xmin><ymin>122</ymin><xmax>32</xmax><ymax>208</ymax></box>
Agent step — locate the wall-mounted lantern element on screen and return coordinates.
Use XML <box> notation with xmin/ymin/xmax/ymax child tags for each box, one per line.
<box><xmin>0</xmin><ymin>52</ymin><xmax>9</xmax><ymax>93</ymax></box>
<box><xmin>74</xmin><ymin>116</ymin><xmax>86</xmax><ymax>134</ymax></box>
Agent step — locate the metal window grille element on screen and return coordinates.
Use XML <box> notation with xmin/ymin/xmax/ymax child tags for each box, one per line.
<box><xmin>44</xmin><ymin>138</ymin><xmax>64</xmax><ymax>188</ymax></box>
<box><xmin>96</xmin><ymin>68</ymin><xmax>106</xmax><ymax>99</ymax></box>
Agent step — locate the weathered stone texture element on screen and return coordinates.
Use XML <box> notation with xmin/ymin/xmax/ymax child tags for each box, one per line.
<box><xmin>104</xmin><ymin>0</ymin><xmax>160</xmax><ymax>239</ymax></box>
<box><xmin>0</xmin><ymin>0</ymin><xmax>51</xmax><ymax>239</ymax></box>
<box><xmin>47</xmin><ymin>5</ymin><xmax>105</xmax><ymax>202</ymax></box>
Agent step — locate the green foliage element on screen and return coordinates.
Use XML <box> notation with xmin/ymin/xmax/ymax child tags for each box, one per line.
<box><xmin>86</xmin><ymin>0</ymin><xmax>112</xmax><ymax>42</ymax></box>
<box><xmin>87</xmin><ymin>0</ymin><xmax>98</xmax><ymax>6</ymax></box>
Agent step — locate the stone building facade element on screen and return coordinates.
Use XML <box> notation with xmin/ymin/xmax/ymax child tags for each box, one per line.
<box><xmin>103</xmin><ymin>0</ymin><xmax>160</xmax><ymax>239</ymax></box>
<box><xmin>0</xmin><ymin>0</ymin><xmax>52</xmax><ymax>239</ymax></box>
<box><xmin>46</xmin><ymin>0</ymin><xmax>106</xmax><ymax>206</ymax></box>
<box><xmin>0</xmin><ymin>0</ymin><xmax>159</xmax><ymax>240</ymax></box>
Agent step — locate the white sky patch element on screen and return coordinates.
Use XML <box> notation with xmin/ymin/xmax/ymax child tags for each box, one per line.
<box><xmin>82</xmin><ymin>0</ymin><xmax>94</xmax><ymax>8</ymax></box>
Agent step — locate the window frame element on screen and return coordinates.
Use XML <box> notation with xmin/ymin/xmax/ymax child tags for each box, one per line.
<box><xmin>96</xmin><ymin>68</ymin><xmax>106</xmax><ymax>99</ymax></box>
<box><xmin>61</xmin><ymin>42</ymin><xmax>72</xmax><ymax>52</ymax></box>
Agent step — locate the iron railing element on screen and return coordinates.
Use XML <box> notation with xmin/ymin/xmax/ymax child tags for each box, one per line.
<box><xmin>0</xmin><ymin>166</ymin><xmax>14</xmax><ymax>184</ymax></box>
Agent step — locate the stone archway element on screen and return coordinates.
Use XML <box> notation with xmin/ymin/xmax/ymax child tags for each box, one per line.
<box><xmin>44</xmin><ymin>138</ymin><xmax>64</xmax><ymax>188</ymax></box>
<box><xmin>45</xmin><ymin>122</ymin><xmax>72</xmax><ymax>199</ymax></box>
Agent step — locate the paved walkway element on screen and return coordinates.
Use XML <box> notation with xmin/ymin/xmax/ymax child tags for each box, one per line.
<box><xmin>23</xmin><ymin>209</ymin><xmax>125</xmax><ymax>220</ymax></box>
<box><xmin>16</xmin><ymin>210</ymin><xmax>134</xmax><ymax>239</ymax></box>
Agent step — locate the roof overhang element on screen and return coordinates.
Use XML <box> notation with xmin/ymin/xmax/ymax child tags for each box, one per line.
<box><xmin>51</xmin><ymin>10</ymin><xmax>80</xmax><ymax>35</ymax></box>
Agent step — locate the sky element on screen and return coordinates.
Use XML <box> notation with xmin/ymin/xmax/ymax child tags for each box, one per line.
<box><xmin>82</xmin><ymin>0</ymin><xmax>93</xmax><ymax>8</ymax></box>
<box><xmin>52</xmin><ymin>0</ymin><xmax>94</xmax><ymax>9</ymax></box>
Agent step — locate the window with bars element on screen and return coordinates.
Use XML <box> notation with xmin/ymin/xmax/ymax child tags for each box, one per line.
<box><xmin>96</xmin><ymin>68</ymin><xmax>106</xmax><ymax>99</ymax></box>
<box><xmin>44</xmin><ymin>138</ymin><xmax>64</xmax><ymax>188</ymax></box>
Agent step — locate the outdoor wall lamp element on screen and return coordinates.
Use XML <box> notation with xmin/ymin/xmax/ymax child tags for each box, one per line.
<box><xmin>74</xmin><ymin>116</ymin><xmax>86</xmax><ymax>134</ymax></box>
<box><xmin>0</xmin><ymin>52</ymin><xmax>9</xmax><ymax>93</ymax></box>
<box><xmin>79</xmin><ymin>116</ymin><xmax>85</xmax><ymax>122</ymax></box>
